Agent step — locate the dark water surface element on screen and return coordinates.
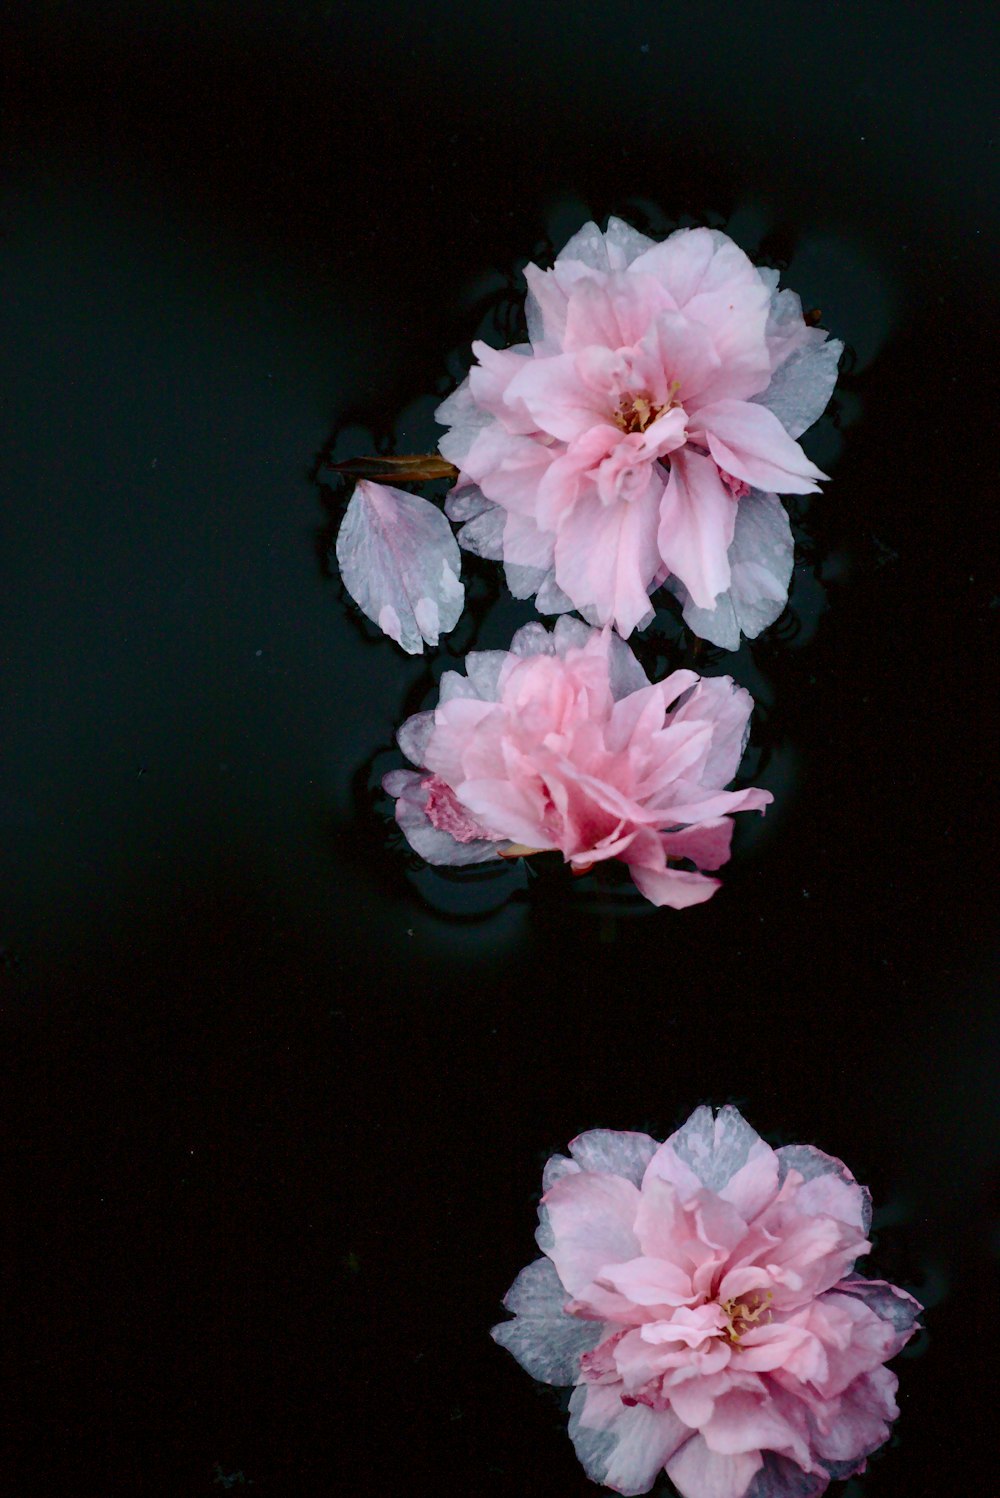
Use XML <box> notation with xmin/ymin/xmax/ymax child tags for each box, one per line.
<box><xmin>3</xmin><ymin>2</ymin><xmax>996</xmax><ymax>1493</ymax></box>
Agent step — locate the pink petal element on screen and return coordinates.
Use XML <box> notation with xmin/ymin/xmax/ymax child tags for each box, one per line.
<box><xmin>697</xmin><ymin>399</ymin><xmax>827</xmax><ymax>496</ymax></box>
<box><xmin>568</xmin><ymin>1383</ymin><xmax>690</xmax><ymax>1496</ymax></box>
<box><xmin>701</xmin><ymin>1390</ymin><xmax>812</xmax><ymax>1469</ymax></box>
<box><xmin>629</xmin><ymin>860</ymin><xmax>721</xmax><ymax>909</ymax></box>
<box><xmin>642</xmin><ymin>308</ymin><xmax>723</xmax><ymax>404</ymax></box>
<box><xmin>666</xmin><ymin>1434</ymin><xmax>763</xmax><ymax>1498</ymax></box>
<box><xmin>657</xmin><ymin>449</ymin><xmax>737</xmax><ymax>611</ymax></box>
<box><xmin>503</xmin><ymin>351</ymin><xmax>610</xmax><ymax>441</ymax></box>
<box><xmin>540</xmin><ymin>1171</ymin><xmax>641</xmax><ymax>1297</ymax></box>
<box><xmin>554</xmin><ymin>474</ymin><xmax>664</xmax><ymax>637</ymax></box>
<box><xmin>461</xmin><ymin>426</ymin><xmax>554</xmax><ymax>514</ymax></box>
<box><xmin>599</xmin><ymin>1255</ymin><xmax>697</xmax><ymax>1307</ymax></box>
<box><xmin>776</xmin><ymin>1145</ymin><xmax>872</xmax><ymax>1234</ymax></box>
<box><xmin>661</xmin><ymin>818</ymin><xmax>735</xmax><ymax>870</ymax></box>
<box><xmin>422</xmin><ymin>697</ymin><xmax>500</xmax><ymax>785</ymax></box>
<box><xmin>456</xmin><ymin>776</ymin><xmax>554</xmax><ymax>850</ymax></box>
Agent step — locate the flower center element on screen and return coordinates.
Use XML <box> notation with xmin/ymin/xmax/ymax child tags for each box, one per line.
<box><xmin>718</xmin><ymin>1290</ymin><xmax>773</xmax><ymax>1346</ymax></box>
<box><xmin>613</xmin><ymin>380</ymin><xmax>682</xmax><ymax>435</ymax></box>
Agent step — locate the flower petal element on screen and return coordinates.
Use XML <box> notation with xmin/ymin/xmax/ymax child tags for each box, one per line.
<box><xmin>386</xmin><ymin>772</ymin><xmax>500</xmax><ymax>866</ymax></box>
<box><xmin>628</xmin><ymin>860</ymin><xmax>721</xmax><ymax>909</ymax></box>
<box><xmin>336</xmin><ymin>481</ymin><xmax>465</xmax><ymax>654</ymax></box>
<box><xmin>697</xmin><ymin>400</ymin><xmax>827</xmax><ymax>495</ymax></box>
<box><xmin>745</xmin><ymin>1454</ymin><xmax>830</xmax><ymax>1498</ymax></box>
<box><xmin>569</xmin><ymin>1383</ymin><xmax>691</xmax><ymax>1497</ymax></box>
<box><xmin>491</xmin><ymin>1256</ymin><xmax>601</xmax><ymax>1385</ymax></box>
<box><xmin>666</xmin><ymin>1434</ymin><xmax>763</xmax><ymax>1498</ymax></box>
<box><xmin>752</xmin><ymin>338</ymin><xmax>843</xmax><ymax>439</ymax></box>
<box><xmin>504</xmin><ymin>351</ymin><xmax>610</xmax><ymax>441</ymax></box>
<box><xmin>645</xmin><ymin>1105</ymin><xmax>779</xmax><ymax>1221</ymax></box>
<box><xmin>776</xmin><ymin>1145</ymin><xmax>873</xmax><ymax>1234</ymax></box>
<box><xmin>661</xmin><ymin>818</ymin><xmax>735</xmax><ymax>871</ymax></box>
<box><xmin>657</xmin><ymin>449</ymin><xmax>736</xmax><ymax>611</ymax></box>
<box><xmin>540</xmin><ymin>1171</ymin><xmax>641</xmax><ymax>1296</ymax></box>
<box><xmin>568</xmin><ymin>1129</ymin><xmax>659</xmax><ymax>1185</ymax></box>
<box><xmin>672</xmin><ymin>490</ymin><xmax>794</xmax><ymax>650</ymax></box>
<box><xmin>554</xmin><ymin>474</ymin><xmax>664</xmax><ymax>637</ymax></box>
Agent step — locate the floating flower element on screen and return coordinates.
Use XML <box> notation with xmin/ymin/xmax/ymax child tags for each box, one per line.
<box><xmin>381</xmin><ymin>617</ymin><xmax>770</xmax><ymax>908</ymax></box>
<box><xmin>336</xmin><ymin>479</ymin><xmax>464</xmax><ymax>654</ymax></box>
<box><xmin>438</xmin><ymin>218</ymin><xmax>842</xmax><ymax>647</ymax></box>
<box><xmin>493</xmin><ymin>1106</ymin><xmax>922</xmax><ymax>1497</ymax></box>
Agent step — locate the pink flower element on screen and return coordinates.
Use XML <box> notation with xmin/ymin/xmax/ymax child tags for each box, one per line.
<box><xmin>381</xmin><ymin>617</ymin><xmax>770</xmax><ymax>908</ymax></box>
<box><xmin>438</xmin><ymin>219</ymin><xmax>842</xmax><ymax>647</ymax></box>
<box><xmin>493</xmin><ymin>1106</ymin><xmax>922</xmax><ymax>1498</ymax></box>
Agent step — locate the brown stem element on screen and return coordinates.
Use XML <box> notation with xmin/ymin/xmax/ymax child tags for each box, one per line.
<box><xmin>326</xmin><ymin>454</ymin><xmax>459</xmax><ymax>482</ymax></box>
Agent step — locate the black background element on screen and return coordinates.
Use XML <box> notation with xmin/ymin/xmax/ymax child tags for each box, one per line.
<box><xmin>2</xmin><ymin>2</ymin><xmax>997</xmax><ymax>1494</ymax></box>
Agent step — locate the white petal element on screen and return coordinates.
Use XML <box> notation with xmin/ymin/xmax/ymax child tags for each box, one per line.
<box><xmin>491</xmin><ymin>1257</ymin><xmax>600</xmax><ymax>1385</ymax></box>
<box><xmin>435</xmin><ymin>378</ymin><xmax>495</xmax><ymax>467</ymax></box>
<box><xmin>604</xmin><ymin>216</ymin><xmax>657</xmax><ymax>269</ymax></box>
<box><xmin>745</xmin><ymin>1454</ymin><xmax>830</xmax><ymax>1498</ymax></box>
<box><xmin>396</xmin><ymin>710</ymin><xmax>435</xmax><ymax>767</ymax></box>
<box><xmin>457</xmin><ymin>506</ymin><xmax>506</xmax><ymax>560</ymax></box>
<box><xmin>568</xmin><ymin>1129</ymin><xmax>658</xmax><ymax>1184</ymax></box>
<box><xmin>534</xmin><ymin>570</ymin><xmax>576</xmax><ymax>614</ymax></box>
<box><xmin>504</xmin><ymin>559</ymin><xmax>548</xmax><ymax>600</ymax></box>
<box><xmin>557</xmin><ymin>220</ymin><xmax>612</xmax><ymax>272</ymax></box>
<box><xmin>672</xmin><ymin>490</ymin><xmax>793</xmax><ymax>649</ymax></box>
<box><xmin>753</xmin><ymin>338</ymin><xmax>843</xmax><ymax>439</ymax></box>
<box><xmin>464</xmin><ymin>650</ymin><xmax>508</xmax><ymax>701</ymax></box>
<box><xmin>444</xmin><ymin>485</ymin><xmax>495</xmax><ymax>523</ymax></box>
<box><xmin>647</xmin><ymin>1104</ymin><xmax>772</xmax><ymax>1198</ymax></box>
<box><xmin>607</xmin><ymin>632</ymin><xmax>651</xmax><ymax>700</ymax></box>
<box><xmin>336</xmin><ymin>481</ymin><xmax>464</xmax><ymax>655</ymax></box>
<box><xmin>510</xmin><ymin>621</ymin><xmax>558</xmax><ymax>657</ymax></box>
<box><xmin>552</xmin><ymin>614</ymin><xmax>596</xmax><ymax>654</ymax></box>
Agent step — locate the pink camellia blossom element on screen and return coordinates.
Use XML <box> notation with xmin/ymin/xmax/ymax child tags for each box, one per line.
<box><xmin>492</xmin><ymin>1106</ymin><xmax>922</xmax><ymax>1498</ymax></box>
<box><xmin>381</xmin><ymin>617</ymin><xmax>770</xmax><ymax>908</ymax></box>
<box><xmin>438</xmin><ymin>218</ymin><xmax>842</xmax><ymax>648</ymax></box>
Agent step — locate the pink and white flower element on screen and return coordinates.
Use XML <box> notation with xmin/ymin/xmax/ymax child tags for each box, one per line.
<box><xmin>493</xmin><ymin>1106</ymin><xmax>921</xmax><ymax>1498</ymax></box>
<box><xmin>382</xmin><ymin>617</ymin><xmax>770</xmax><ymax>908</ymax></box>
<box><xmin>438</xmin><ymin>218</ymin><xmax>842</xmax><ymax>648</ymax></box>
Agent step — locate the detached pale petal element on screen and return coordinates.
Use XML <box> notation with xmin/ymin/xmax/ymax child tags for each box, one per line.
<box><xmin>336</xmin><ymin>480</ymin><xmax>464</xmax><ymax>654</ymax></box>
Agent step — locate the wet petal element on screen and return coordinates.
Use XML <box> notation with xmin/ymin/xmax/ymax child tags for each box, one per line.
<box><xmin>672</xmin><ymin>490</ymin><xmax>793</xmax><ymax>650</ymax></box>
<box><xmin>569</xmin><ymin>1383</ymin><xmax>691</xmax><ymax>1496</ymax></box>
<box><xmin>657</xmin><ymin>449</ymin><xmax>736</xmax><ymax>610</ymax></box>
<box><xmin>697</xmin><ymin>400</ymin><xmax>827</xmax><ymax>495</ymax></box>
<box><xmin>491</xmin><ymin>1256</ymin><xmax>601</xmax><ymax>1385</ymax></box>
<box><xmin>336</xmin><ymin>480</ymin><xmax>464</xmax><ymax>654</ymax></box>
